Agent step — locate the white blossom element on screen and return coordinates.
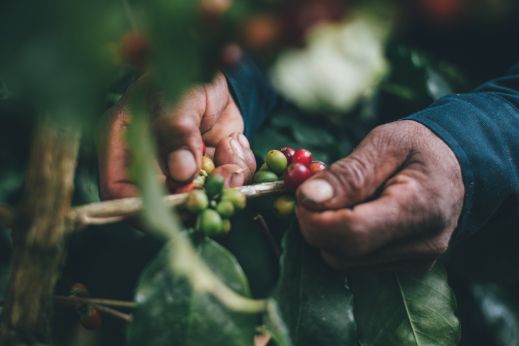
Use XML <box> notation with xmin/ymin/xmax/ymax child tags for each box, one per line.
<box><xmin>271</xmin><ymin>12</ymin><xmax>391</xmax><ymax>116</ymax></box>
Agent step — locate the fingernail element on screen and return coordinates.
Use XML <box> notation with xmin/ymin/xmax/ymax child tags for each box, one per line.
<box><xmin>169</xmin><ymin>149</ymin><xmax>197</xmax><ymax>182</ymax></box>
<box><xmin>300</xmin><ymin>179</ymin><xmax>334</xmax><ymax>204</ymax></box>
<box><xmin>238</xmin><ymin>134</ymin><xmax>250</xmax><ymax>149</ymax></box>
<box><xmin>230</xmin><ymin>137</ymin><xmax>245</xmax><ymax>160</ymax></box>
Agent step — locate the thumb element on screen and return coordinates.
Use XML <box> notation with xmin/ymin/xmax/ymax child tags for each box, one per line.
<box><xmin>154</xmin><ymin>74</ymin><xmax>230</xmax><ymax>183</ymax></box>
<box><xmin>297</xmin><ymin>124</ymin><xmax>411</xmax><ymax>211</ymax></box>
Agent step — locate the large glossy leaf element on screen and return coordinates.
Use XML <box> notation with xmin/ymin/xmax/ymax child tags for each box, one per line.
<box><xmin>351</xmin><ymin>264</ymin><xmax>460</xmax><ymax>346</ymax></box>
<box><xmin>269</xmin><ymin>227</ymin><xmax>356</xmax><ymax>346</ymax></box>
<box><xmin>128</xmin><ymin>239</ymin><xmax>256</xmax><ymax>346</ymax></box>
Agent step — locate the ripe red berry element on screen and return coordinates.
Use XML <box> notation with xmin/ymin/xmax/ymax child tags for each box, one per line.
<box><xmin>119</xmin><ymin>32</ymin><xmax>150</xmax><ymax>70</ymax></box>
<box><xmin>292</xmin><ymin>149</ymin><xmax>312</xmax><ymax>167</ymax></box>
<box><xmin>283</xmin><ymin>163</ymin><xmax>311</xmax><ymax>191</ymax></box>
<box><xmin>280</xmin><ymin>147</ymin><xmax>296</xmax><ymax>163</ymax></box>
<box><xmin>80</xmin><ymin>306</ymin><xmax>102</xmax><ymax>330</ymax></box>
<box><xmin>309</xmin><ymin>161</ymin><xmax>327</xmax><ymax>175</ymax></box>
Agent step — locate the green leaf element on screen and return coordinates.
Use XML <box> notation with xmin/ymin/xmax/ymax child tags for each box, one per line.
<box><xmin>351</xmin><ymin>264</ymin><xmax>460</xmax><ymax>346</ymax></box>
<box><xmin>269</xmin><ymin>226</ymin><xmax>356</xmax><ymax>346</ymax></box>
<box><xmin>128</xmin><ymin>238</ymin><xmax>256</xmax><ymax>346</ymax></box>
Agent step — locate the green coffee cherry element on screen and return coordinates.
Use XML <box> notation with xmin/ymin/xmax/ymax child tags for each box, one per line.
<box><xmin>253</xmin><ymin>171</ymin><xmax>278</xmax><ymax>183</ymax></box>
<box><xmin>274</xmin><ymin>195</ymin><xmax>296</xmax><ymax>216</ymax></box>
<box><xmin>259</xmin><ymin>163</ymin><xmax>269</xmax><ymax>171</ymax></box>
<box><xmin>266</xmin><ymin>150</ymin><xmax>288</xmax><ymax>175</ymax></box>
<box><xmin>205</xmin><ymin>173</ymin><xmax>225</xmax><ymax>198</ymax></box>
<box><xmin>222</xmin><ymin>219</ymin><xmax>232</xmax><ymax>234</ymax></box>
<box><xmin>193</xmin><ymin>174</ymin><xmax>206</xmax><ymax>188</ymax></box>
<box><xmin>196</xmin><ymin>209</ymin><xmax>223</xmax><ymax>236</ymax></box>
<box><xmin>185</xmin><ymin>190</ymin><xmax>209</xmax><ymax>212</ymax></box>
<box><xmin>216</xmin><ymin>200</ymin><xmax>235</xmax><ymax>218</ymax></box>
<box><xmin>221</xmin><ymin>189</ymin><xmax>246</xmax><ymax>210</ymax></box>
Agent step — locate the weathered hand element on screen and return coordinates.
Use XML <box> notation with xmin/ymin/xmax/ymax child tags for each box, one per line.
<box><xmin>98</xmin><ymin>73</ymin><xmax>256</xmax><ymax>200</ymax></box>
<box><xmin>296</xmin><ymin>120</ymin><xmax>464</xmax><ymax>271</ymax></box>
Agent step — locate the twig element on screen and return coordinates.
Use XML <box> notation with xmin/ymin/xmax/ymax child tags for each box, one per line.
<box><xmin>0</xmin><ymin>182</ymin><xmax>286</xmax><ymax>230</ymax></box>
<box><xmin>53</xmin><ymin>296</ymin><xmax>132</xmax><ymax>322</ymax></box>
<box><xmin>254</xmin><ymin>214</ymin><xmax>280</xmax><ymax>259</ymax></box>
<box><xmin>53</xmin><ymin>296</ymin><xmax>136</xmax><ymax>309</ymax></box>
<box><xmin>69</xmin><ymin>181</ymin><xmax>285</xmax><ymax>229</ymax></box>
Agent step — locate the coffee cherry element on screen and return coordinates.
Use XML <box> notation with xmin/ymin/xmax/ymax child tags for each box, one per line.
<box><xmin>253</xmin><ymin>171</ymin><xmax>279</xmax><ymax>183</ymax></box>
<box><xmin>119</xmin><ymin>31</ymin><xmax>150</xmax><ymax>70</ymax></box>
<box><xmin>202</xmin><ymin>156</ymin><xmax>215</xmax><ymax>174</ymax></box>
<box><xmin>266</xmin><ymin>150</ymin><xmax>288</xmax><ymax>175</ymax></box>
<box><xmin>309</xmin><ymin>161</ymin><xmax>327</xmax><ymax>175</ymax></box>
<box><xmin>205</xmin><ymin>173</ymin><xmax>225</xmax><ymax>198</ymax></box>
<box><xmin>283</xmin><ymin>163</ymin><xmax>311</xmax><ymax>191</ymax></box>
<box><xmin>216</xmin><ymin>200</ymin><xmax>235</xmax><ymax>218</ymax></box>
<box><xmin>185</xmin><ymin>190</ymin><xmax>209</xmax><ymax>213</ymax></box>
<box><xmin>222</xmin><ymin>219</ymin><xmax>232</xmax><ymax>234</ymax></box>
<box><xmin>193</xmin><ymin>174</ymin><xmax>206</xmax><ymax>188</ymax></box>
<box><xmin>80</xmin><ymin>306</ymin><xmax>102</xmax><ymax>330</ymax></box>
<box><xmin>280</xmin><ymin>147</ymin><xmax>296</xmax><ymax>163</ymax></box>
<box><xmin>221</xmin><ymin>189</ymin><xmax>247</xmax><ymax>210</ymax></box>
<box><xmin>70</xmin><ymin>283</ymin><xmax>89</xmax><ymax>297</ymax></box>
<box><xmin>292</xmin><ymin>149</ymin><xmax>312</xmax><ymax>167</ymax></box>
<box><xmin>274</xmin><ymin>195</ymin><xmax>296</xmax><ymax>216</ymax></box>
<box><xmin>196</xmin><ymin>209</ymin><xmax>223</xmax><ymax>236</ymax></box>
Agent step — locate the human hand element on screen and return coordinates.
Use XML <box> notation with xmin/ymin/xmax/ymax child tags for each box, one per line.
<box><xmin>98</xmin><ymin>73</ymin><xmax>256</xmax><ymax>200</ymax></box>
<box><xmin>295</xmin><ymin>120</ymin><xmax>464</xmax><ymax>271</ymax></box>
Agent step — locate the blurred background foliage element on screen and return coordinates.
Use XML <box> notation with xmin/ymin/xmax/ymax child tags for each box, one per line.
<box><xmin>1</xmin><ymin>0</ymin><xmax>519</xmax><ymax>345</ymax></box>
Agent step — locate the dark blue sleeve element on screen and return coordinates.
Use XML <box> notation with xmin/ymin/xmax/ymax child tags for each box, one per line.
<box><xmin>223</xmin><ymin>57</ymin><xmax>285</xmax><ymax>138</ymax></box>
<box><xmin>404</xmin><ymin>64</ymin><xmax>519</xmax><ymax>241</ymax></box>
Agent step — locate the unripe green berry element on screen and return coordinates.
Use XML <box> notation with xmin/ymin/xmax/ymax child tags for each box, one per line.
<box><xmin>253</xmin><ymin>170</ymin><xmax>278</xmax><ymax>183</ymax></box>
<box><xmin>196</xmin><ymin>209</ymin><xmax>223</xmax><ymax>236</ymax></box>
<box><xmin>185</xmin><ymin>190</ymin><xmax>209</xmax><ymax>212</ymax></box>
<box><xmin>259</xmin><ymin>163</ymin><xmax>269</xmax><ymax>171</ymax></box>
<box><xmin>205</xmin><ymin>173</ymin><xmax>225</xmax><ymax>198</ymax></box>
<box><xmin>274</xmin><ymin>195</ymin><xmax>296</xmax><ymax>216</ymax></box>
<box><xmin>221</xmin><ymin>189</ymin><xmax>246</xmax><ymax>210</ymax></box>
<box><xmin>266</xmin><ymin>150</ymin><xmax>288</xmax><ymax>175</ymax></box>
<box><xmin>222</xmin><ymin>219</ymin><xmax>232</xmax><ymax>234</ymax></box>
<box><xmin>216</xmin><ymin>200</ymin><xmax>235</xmax><ymax>218</ymax></box>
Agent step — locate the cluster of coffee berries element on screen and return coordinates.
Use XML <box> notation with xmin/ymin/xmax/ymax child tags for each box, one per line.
<box><xmin>168</xmin><ymin>142</ymin><xmax>216</xmax><ymax>193</ymax></box>
<box><xmin>254</xmin><ymin>147</ymin><xmax>327</xmax><ymax>191</ymax></box>
<box><xmin>184</xmin><ymin>173</ymin><xmax>246</xmax><ymax>237</ymax></box>
<box><xmin>254</xmin><ymin>147</ymin><xmax>327</xmax><ymax>215</ymax></box>
<box><xmin>70</xmin><ymin>283</ymin><xmax>102</xmax><ymax>330</ymax></box>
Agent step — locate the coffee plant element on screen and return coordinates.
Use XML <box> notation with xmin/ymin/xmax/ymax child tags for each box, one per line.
<box><xmin>5</xmin><ymin>0</ymin><xmax>518</xmax><ymax>345</ymax></box>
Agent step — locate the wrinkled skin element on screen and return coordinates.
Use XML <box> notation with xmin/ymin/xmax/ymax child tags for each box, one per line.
<box><xmin>98</xmin><ymin>73</ymin><xmax>256</xmax><ymax>200</ymax></box>
<box><xmin>99</xmin><ymin>77</ymin><xmax>464</xmax><ymax>271</ymax></box>
<box><xmin>296</xmin><ymin>120</ymin><xmax>465</xmax><ymax>271</ymax></box>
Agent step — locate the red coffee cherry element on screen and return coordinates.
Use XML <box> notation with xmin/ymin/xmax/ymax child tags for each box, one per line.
<box><xmin>280</xmin><ymin>147</ymin><xmax>296</xmax><ymax>163</ymax></box>
<box><xmin>292</xmin><ymin>149</ymin><xmax>312</xmax><ymax>167</ymax></box>
<box><xmin>283</xmin><ymin>163</ymin><xmax>311</xmax><ymax>191</ymax></box>
<box><xmin>309</xmin><ymin>161</ymin><xmax>327</xmax><ymax>175</ymax></box>
<box><xmin>80</xmin><ymin>306</ymin><xmax>102</xmax><ymax>330</ymax></box>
